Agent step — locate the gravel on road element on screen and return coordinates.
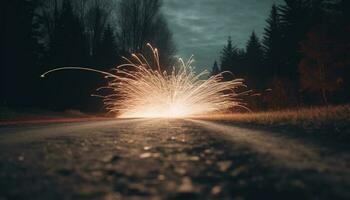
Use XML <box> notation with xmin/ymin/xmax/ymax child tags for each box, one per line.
<box><xmin>0</xmin><ymin>119</ymin><xmax>349</xmax><ymax>200</ymax></box>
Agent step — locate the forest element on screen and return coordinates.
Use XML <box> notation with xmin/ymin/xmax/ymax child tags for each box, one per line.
<box><xmin>0</xmin><ymin>0</ymin><xmax>175</xmax><ymax>113</ymax></box>
<box><xmin>214</xmin><ymin>0</ymin><xmax>350</xmax><ymax>110</ymax></box>
<box><xmin>1</xmin><ymin>0</ymin><xmax>349</xmax><ymax>112</ymax></box>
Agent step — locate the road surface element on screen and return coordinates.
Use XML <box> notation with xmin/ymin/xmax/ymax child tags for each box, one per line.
<box><xmin>0</xmin><ymin>119</ymin><xmax>349</xmax><ymax>200</ymax></box>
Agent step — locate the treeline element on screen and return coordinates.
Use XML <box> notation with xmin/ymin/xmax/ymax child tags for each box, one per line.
<box><xmin>0</xmin><ymin>0</ymin><xmax>175</xmax><ymax>112</ymax></box>
<box><xmin>214</xmin><ymin>0</ymin><xmax>350</xmax><ymax>110</ymax></box>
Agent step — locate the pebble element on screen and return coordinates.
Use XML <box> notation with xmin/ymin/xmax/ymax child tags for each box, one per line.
<box><xmin>152</xmin><ymin>153</ymin><xmax>161</xmax><ymax>158</ymax></box>
<box><xmin>211</xmin><ymin>185</ymin><xmax>221</xmax><ymax>195</ymax></box>
<box><xmin>189</xmin><ymin>156</ymin><xmax>200</xmax><ymax>161</ymax></box>
<box><xmin>143</xmin><ymin>146</ymin><xmax>152</xmax><ymax>150</ymax></box>
<box><xmin>175</xmin><ymin>167</ymin><xmax>187</xmax><ymax>175</ymax></box>
<box><xmin>178</xmin><ymin>177</ymin><xmax>194</xmax><ymax>192</ymax></box>
<box><xmin>165</xmin><ymin>181</ymin><xmax>177</xmax><ymax>191</ymax></box>
<box><xmin>66</xmin><ymin>149</ymin><xmax>73</xmax><ymax>156</ymax></box>
<box><xmin>217</xmin><ymin>161</ymin><xmax>232</xmax><ymax>172</ymax></box>
<box><xmin>157</xmin><ymin>174</ymin><xmax>165</xmax><ymax>181</ymax></box>
<box><xmin>139</xmin><ymin>152</ymin><xmax>152</xmax><ymax>158</ymax></box>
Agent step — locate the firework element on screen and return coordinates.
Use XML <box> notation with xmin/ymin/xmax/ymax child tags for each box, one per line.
<box><xmin>41</xmin><ymin>44</ymin><xmax>249</xmax><ymax>118</ymax></box>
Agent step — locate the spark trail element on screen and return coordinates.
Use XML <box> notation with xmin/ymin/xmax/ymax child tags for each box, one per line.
<box><xmin>41</xmin><ymin>44</ymin><xmax>249</xmax><ymax>118</ymax></box>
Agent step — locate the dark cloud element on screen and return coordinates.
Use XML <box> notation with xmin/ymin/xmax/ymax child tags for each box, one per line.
<box><xmin>162</xmin><ymin>0</ymin><xmax>284</xmax><ymax>71</ymax></box>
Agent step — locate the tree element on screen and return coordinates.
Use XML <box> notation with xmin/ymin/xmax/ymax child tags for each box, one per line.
<box><xmin>246</xmin><ymin>32</ymin><xmax>264</xmax><ymax>67</ymax></box>
<box><xmin>48</xmin><ymin>0</ymin><xmax>89</xmax><ymax>66</ymax></box>
<box><xmin>39</xmin><ymin>0</ymin><xmax>92</xmax><ymax>110</ymax></box>
<box><xmin>117</xmin><ymin>0</ymin><xmax>176</xmax><ymax>69</ymax></box>
<box><xmin>299</xmin><ymin>27</ymin><xmax>343</xmax><ymax>105</ymax></box>
<box><xmin>149</xmin><ymin>14</ymin><xmax>176</xmax><ymax>67</ymax></box>
<box><xmin>36</xmin><ymin>0</ymin><xmax>60</xmax><ymax>49</ymax></box>
<box><xmin>210</xmin><ymin>61</ymin><xmax>220</xmax><ymax>76</ymax></box>
<box><xmin>0</xmin><ymin>0</ymin><xmax>40</xmax><ymax>107</ymax></box>
<box><xmin>278</xmin><ymin>0</ymin><xmax>310</xmax><ymax>78</ymax></box>
<box><xmin>96</xmin><ymin>24</ymin><xmax>119</xmax><ymax>67</ymax></box>
<box><xmin>245</xmin><ymin>31</ymin><xmax>264</xmax><ymax>89</ymax></box>
<box><xmin>262</xmin><ymin>4</ymin><xmax>283</xmax><ymax>77</ymax></box>
<box><xmin>86</xmin><ymin>0</ymin><xmax>110</xmax><ymax>64</ymax></box>
<box><xmin>220</xmin><ymin>37</ymin><xmax>237</xmax><ymax>73</ymax></box>
<box><xmin>220</xmin><ymin>37</ymin><xmax>247</xmax><ymax>81</ymax></box>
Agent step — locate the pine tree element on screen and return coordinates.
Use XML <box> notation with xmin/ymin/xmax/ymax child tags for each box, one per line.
<box><xmin>245</xmin><ymin>31</ymin><xmax>264</xmax><ymax>88</ymax></box>
<box><xmin>246</xmin><ymin>32</ymin><xmax>263</xmax><ymax>63</ymax></box>
<box><xmin>220</xmin><ymin>37</ymin><xmax>237</xmax><ymax>73</ymax></box>
<box><xmin>262</xmin><ymin>4</ymin><xmax>283</xmax><ymax>77</ymax></box>
<box><xmin>210</xmin><ymin>60</ymin><xmax>220</xmax><ymax>76</ymax></box>
<box><xmin>278</xmin><ymin>0</ymin><xmax>310</xmax><ymax>78</ymax></box>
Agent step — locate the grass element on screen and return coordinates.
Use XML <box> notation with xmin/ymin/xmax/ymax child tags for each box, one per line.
<box><xmin>197</xmin><ymin>105</ymin><xmax>350</xmax><ymax>136</ymax></box>
<box><xmin>195</xmin><ymin>105</ymin><xmax>350</xmax><ymax>149</ymax></box>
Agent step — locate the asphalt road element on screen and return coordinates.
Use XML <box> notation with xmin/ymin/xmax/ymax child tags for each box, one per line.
<box><xmin>0</xmin><ymin>119</ymin><xmax>349</xmax><ymax>200</ymax></box>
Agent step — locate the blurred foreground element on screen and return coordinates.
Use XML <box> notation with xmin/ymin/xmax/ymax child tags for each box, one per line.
<box><xmin>0</xmin><ymin>118</ymin><xmax>349</xmax><ymax>199</ymax></box>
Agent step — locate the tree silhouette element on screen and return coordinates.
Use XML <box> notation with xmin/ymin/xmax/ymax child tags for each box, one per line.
<box><xmin>150</xmin><ymin>14</ymin><xmax>176</xmax><ymax>68</ymax></box>
<box><xmin>40</xmin><ymin>0</ymin><xmax>92</xmax><ymax>110</ymax></box>
<box><xmin>262</xmin><ymin>4</ymin><xmax>283</xmax><ymax>77</ymax></box>
<box><xmin>0</xmin><ymin>0</ymin><xmax>40</xmax><ymax>107</ymax></box>
<box><xmin>117</xmin><ymin>0</ymin><xmax>176</xmax><ymax>68</ymax></box>
<box><xmin>96</xmin><ymin>24</ymin><xmax>119</xmax><ymax>67</ymax></box>
<box><xmin>279</xmin><ymin>0</ymin><xmax>310</xmax><ymax>78</ymax></box>
<box><xmin>86</xmin><ymin>1</ymin><xmax>110</xmax><ymax>66</ymax></box>
<box><xmin>220</xmin><ymin>37</ymin><xmax>237</xmax><ymax>73</ymax></box>
<box><xmin>48</xmin><ymin>0</ymin><xmax>89</xmax><ymax>66</ymax></box>
<box><xmin>210</xmin><ymin>61</ymin><xmax>220</xmax><ymax>76</ymax></box>
<box><xmin>245</xmin><ymin>31</ymin><xmax>264</xmax><ymax>89</ymax></box>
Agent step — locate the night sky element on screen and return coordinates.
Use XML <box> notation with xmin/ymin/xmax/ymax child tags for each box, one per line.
<box><xmin>162</xmin><ymin>0</ymin><xmax>284</xmax><ymax>71</ymax></box>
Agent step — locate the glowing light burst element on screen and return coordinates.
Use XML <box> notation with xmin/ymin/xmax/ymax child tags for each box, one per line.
<box><xmin>41</xmin><ymin>44</ymin><xmax>249</xmax><ymax>118</ymax></box>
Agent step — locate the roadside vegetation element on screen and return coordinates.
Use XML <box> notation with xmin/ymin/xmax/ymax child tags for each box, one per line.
<box><xmin>199</xmin><ymin>105</ymin><xmax>350</xmax><ymax>138</ymax></box>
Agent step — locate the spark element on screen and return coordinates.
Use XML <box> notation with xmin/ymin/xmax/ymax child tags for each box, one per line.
<box><xmin>41</xmin><ymin>44</ymin><xmax>249</xmax><ymax>118</ymax></box>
